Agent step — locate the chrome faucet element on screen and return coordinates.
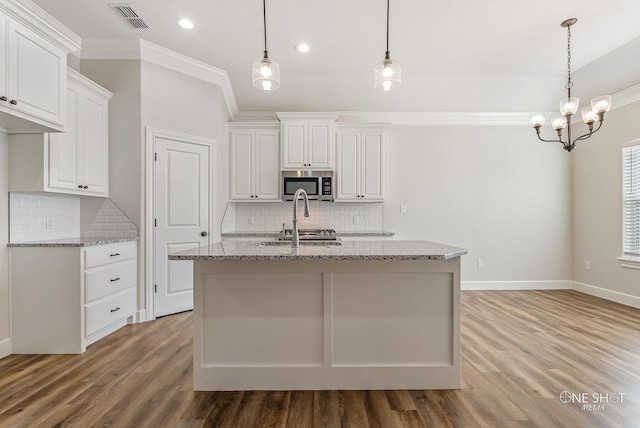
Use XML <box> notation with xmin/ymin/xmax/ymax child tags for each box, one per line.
<box><xmin>292</xmin><ymin>188</ymin><xmax>310</xmax><ymax>248</ymax></box>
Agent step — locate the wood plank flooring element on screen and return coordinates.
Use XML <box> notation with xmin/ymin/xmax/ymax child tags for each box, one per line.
<box><xmin>1</xmin><ymin>290</ymin><xmax>640</xmax><ymax>427</ymax></box>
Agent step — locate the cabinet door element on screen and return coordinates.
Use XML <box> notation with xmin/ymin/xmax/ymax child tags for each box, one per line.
<box><xmin>48</xmin><ymin>87</ymin><xmax>80</xmax><ymax>192</ymax></box>
<box><xmin>230</xmin><ymin>132</ymin><xmax>254</xmax><ymax>199</ymax></box>
<box><xmin>255</xmin><ymin>131</ymin><xmax>280</xmax><ymax>200</ymax></box>
<box><xmin>360</xmin><ymin>131</ymin><xmax>385</xmax><ymax>201</ymax></box>
<box><xmin>81</xmin><ymin>92</ymin><xmax>109</xmax><ymax>195</ymax></box>
<box><xmin>336</xmin><ymin>132</ymin><xmax>360</xmax><ymax>200</ymax></box>
<box><xmin>282</xmin><ymin>123</ymin><xmax>307</xmax><ymax>169</ymax></box>
<box><xmin>0</xmin><ymin>16</ymin><xmax>7</xmax><ymax>102</ymax></box>
<box><xmin>308</xmin><ymin>123</ymin><xmax>334</xmax><ymax>169</ymax></box>
<box><xmin>6</xmin><ymin>20</ymin><xmax>65</xmax><ymax>127</ymax></box>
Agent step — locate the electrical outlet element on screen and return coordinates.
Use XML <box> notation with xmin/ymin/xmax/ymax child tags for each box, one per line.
<box><xmin>584</xmin><ymin>261</ymin><xmax>591</xmax><ymax>271</ymax></box>
<box><xmin>476</xmin><ymin>259</ymin><xmax>484</xmax><ymax>268</ymax></box>
<box><xmin>46</xmin><ymin>216</ymin><xmax>54</xmax><ymax>229</ymax></box>
<box><xmin>400</xmin><ymin>204</ymin><xmax>407</xmax><ymax>213</ymax></box>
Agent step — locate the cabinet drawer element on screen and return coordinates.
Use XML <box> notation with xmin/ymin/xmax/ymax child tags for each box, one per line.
<box><xmin>85</xmin><ymin>241</ymin><xmax>136</xmax><ymax>269</ymax></box>
<box><xmin>85</xmin><ymin>260</ymin><xmax>136</xmax><ymax>302</ymax></box>
<box><xmin>85</xmin><ymin>288</ymin><xmax>135</xmax><ymax>336</ymax></box>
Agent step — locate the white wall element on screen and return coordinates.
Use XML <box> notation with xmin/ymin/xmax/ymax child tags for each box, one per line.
<box><xmin>80</xmin><ymin>59</ymin><xmax>228</xmax><ymax>321</ymax></box>
<box><xmin>572</xmin><ymin>100</ymin><xmax>640</xmax><ymax>302</ymax></box>
<box><xmin>0</xmin><ymin>132</ymin><xmax>9</xmax><ymax>357</ymax></box>
<box><xmin>383</xmin><ymin>125</ymin><xmax>573</xmax><ymax>284</ymax></box>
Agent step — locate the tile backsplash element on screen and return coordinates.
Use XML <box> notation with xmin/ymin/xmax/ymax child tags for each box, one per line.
<box><xmin>10</xmin><ymin>193</ymin><xmax>81</xmax><ymax>242</ymax></box>
<box><xmin>224</xmin><ymin>201</ymin><xmax>383</xmax><ymax>232</ymax></box>
<box><xmin>9</xmin><ymin>192</ymin><xmax>137</xmax><ymax>243</ymax></box>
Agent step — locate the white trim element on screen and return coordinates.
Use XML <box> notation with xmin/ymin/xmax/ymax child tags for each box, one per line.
<box><xmin>462</xmin><ymin>280</ymin><xmax>573</xmax><ymax>291</ymax></box>
<box><xmin>617</xmin><ymin>256</ymin><xmax>640</xmax><ymax>270</ymax></box>
<box><xmin>572</xmin><ymin>281</ymin><xmax>640</xmax><ymax>310</ymax></box>
<box><xmin>0</xmin><ymin>338</ymin><xmax>10</xmax><ymax>359</ymax></box>
<box><xmin>145</xmin><ymin>127</ymin><xmax>217</xmax><ymax>321</ymax></box>
<box><xmin>337</xmin><ymin>111</ymin><xmax>534</xmax><ymax>126</ymax></box>
<box><xmin>134</xmin><ymin>309</ymin><xmax>148</xmax><ymax>323</ymax></box>
<box><xmin>80</xmin><ymin>39</ymin><xmax>238</xmax><ymax>119</ymax></box>
<box><xmin>1</xmin><ymin>0</ymin><xmax>81</xmax><ymax>53</ymax></box>
<box><xmin>611</xmin><ymin>82</ymin><xmax>640</xmax><ymax>111</ymax></box>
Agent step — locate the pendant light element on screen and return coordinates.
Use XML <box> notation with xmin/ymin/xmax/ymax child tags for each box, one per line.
<box><xmin>252</xmin><ymin>0</ymin><xmax>280</xmax><ymax>90</ymax></box>
<box><xmin>530</xmin><ymin>18</ymin><xmax>611</xmax><ymax>152</ymax></box>
<box><xmin>374</xmin><ymin>0</ymin><xmax>401</xmax><ymax>91</ymax></box>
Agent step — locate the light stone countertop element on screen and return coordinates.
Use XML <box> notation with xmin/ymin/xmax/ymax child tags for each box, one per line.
<box><xmin>169</xmin><ymin>240</ymin><xmax>467</xmax><ymax>261</ymax></box>
<box><xmin>221</xmin><ymin>230</ymin><xmax>395</xmax><ymax>238</ymax></box>
<box><xmin>7</xmin><ymin>237</ymin><xmax>139</xmax><ymax>247</ymax></box>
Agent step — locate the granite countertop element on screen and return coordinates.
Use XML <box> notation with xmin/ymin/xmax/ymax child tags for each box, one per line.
<box><xmin>7</xmin><ymin>237</ymin><xmax>139</xmax><ymax>248</ymax></box>
<box><xmin>221</xmin><ymin>230</ymin><xmax>395</xmax><ymax>238</ymax></box>
<box><xmin>169</xmin><ymin>240</ymin><xmax>467</xmax><ymax>261</ymax></box>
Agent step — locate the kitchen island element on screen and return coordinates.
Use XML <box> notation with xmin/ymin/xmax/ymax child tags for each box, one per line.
<box><xmin>170</xmin><ymin>240</ymin><xmax>467</xmax><ymax>391</ymax></box>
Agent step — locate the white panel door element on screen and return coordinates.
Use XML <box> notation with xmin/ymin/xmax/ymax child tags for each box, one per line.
<box><xmin>361</xmin><ymin>131</ymin><xmax>384</xmax><ymax>200</ymax></box>
<box><xmin>282</xmin><ymin>123</ymin><xmax>307</xmax><ymax>169</ymax></box>
<box><xmin>82</xmin><ymin>92</ymin><xmax>109</xmax><ymax>195</ymax></box>
<box><xmin>308</xmin><ymin>123</ymin><xmax>333</xmax><ymax>169</ymax></box>
<box><xmin>230</xmin><ymin>132</ymin><xmax>253</xmax><ymax>199</ymax></box>
<box><xmin>48</xmin><ymin>87</ymin><xmax>79</xmax><ymax>191</ymax></box>
<box><xmin>155</xmin><ymin>136</ymin><xmax>210</xmax><ymax>317</ymax></box>
<box><xmin>336</xmin><ymin>132</ymin><xmax>359</xmax><ymax>200</ymax></box>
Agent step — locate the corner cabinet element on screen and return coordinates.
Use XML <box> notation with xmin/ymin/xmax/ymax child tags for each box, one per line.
<box><xmin>10</xmin><ymin>241</ymin><xmax>137</xmax><ymax>354</ymax></box>
<box><xmin>277</xmin><ymin>112</ymin><xmax>338</xmax><ymax>170</ymax></box>
<box><xmin>335</xmin><ymin>125</ymin><xmax>387</xmax><ymax>202</ymax></box>
<box><xmin>229</xmin><ymin>123</ymin><xmax>280</xmax><ymax>201</ymax></box>
<box><xmin>9</xmin><ymin>69</ymin><xmax>112</xmax><ymax>197</ymax></box>
<box><xmin>48</xmin><ymin>69</ymin><xmax>112</xmax><ymax>196</ymax></box>
<box><xmin>0</xmin><ymin>8</ymin><xmax>74</xmax><ymax>132</ymax></box>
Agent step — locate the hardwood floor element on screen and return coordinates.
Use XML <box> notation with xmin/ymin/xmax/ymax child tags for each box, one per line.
<box><xmin>2</xmin><ymin>290</ymin><xmax>640</xmax><ymax>427</ymax></box>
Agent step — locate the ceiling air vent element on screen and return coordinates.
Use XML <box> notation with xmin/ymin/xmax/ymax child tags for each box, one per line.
<box><xmin>109</xmin><ymin>3</ymin><xmax>150</xmax><ymax>29</ymax></box>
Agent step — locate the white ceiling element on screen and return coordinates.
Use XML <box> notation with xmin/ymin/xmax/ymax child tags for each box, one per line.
<box><xmin>30</xmin><ymin>0</ymin><xmax>640</xmax><ymax>113</ymax></box>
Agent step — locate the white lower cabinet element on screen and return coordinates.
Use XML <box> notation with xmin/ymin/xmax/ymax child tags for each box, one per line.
<box><xmin>10</xmin><ymin>241</ymin><xmax>137</xmax><ymax>354</ymax></box>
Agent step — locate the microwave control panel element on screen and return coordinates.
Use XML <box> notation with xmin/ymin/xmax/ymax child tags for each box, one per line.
<box><xmin>322</xmin><ymin>177</ymin><xmax>332</xmax><ymax>195</ymax></box>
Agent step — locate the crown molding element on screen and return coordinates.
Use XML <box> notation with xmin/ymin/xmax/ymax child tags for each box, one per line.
<box><xmin>79</xmin><ymin>38</ymin><xmax>239</xmax><ymax>118</ymax></box>
<box><xmin>611</xmin><ymin>81</ymin><xmax>640</xmax><ymax>110</ymax></box>
<box><xmin>337</xmin><ymin>111</ymin><xmax>533</xmax><ymax>126</ymax></box>
<box><xmin>1</xmin><ymin>0</ymin><xmax>81</xmax><ymax>53</ymax></box>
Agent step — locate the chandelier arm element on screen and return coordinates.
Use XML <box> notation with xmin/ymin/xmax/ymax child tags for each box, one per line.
<box><xmin>572</xmin><ymin>121</ymin><xmax>603</xmax><ymax>143</ymax></box>
<box><xmin>535</xmin><ymin>134</ymin><xmax>565</xmax><ymax>144</ymax></box>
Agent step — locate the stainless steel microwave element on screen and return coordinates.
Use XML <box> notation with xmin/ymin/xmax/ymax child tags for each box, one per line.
<box><xmin>282</xmin><ymin>171</ymin><xmax>334</xmax><ymax>201</ymax></box>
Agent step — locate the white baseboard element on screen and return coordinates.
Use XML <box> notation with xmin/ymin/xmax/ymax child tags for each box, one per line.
<box><xmin>0</xmin><ymin>338</ymin><xmax>10</xmax><ymax>359</ymax></box>
<box><xmin>462</xmin><ymin>280</ymin><xmax>573</xmax><ymax>291</ymax></box>
<box><xmin>134</xmin><ymin>309</ymin><xmax>148</xmax><ymax>323</ymax></box>
<box><xmin>572</xmin><ymin>281</ymin><xmax>640</xmax><ymax>310</ymax></box>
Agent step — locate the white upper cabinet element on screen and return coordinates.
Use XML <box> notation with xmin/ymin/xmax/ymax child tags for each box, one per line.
<box><xmin>277</xmin><ymin>113</ymin><xmax>338</xmax><ymax>171</ymax></box>
<box><xmin>49</xmin><ymin>69</ymin><xmax>112</xmax><ymax>196</ymax></box>
<box><xmin>336</xmin><ymin>125</ymin><xmax>387</xmax><ymax>202</ymax></box>
<box><xmin>0</xmin><ymin>6</ymin><xmax>78</xmax><ymax>132</ymax></box>
<box><xmin>230</xmin><ymin>123</ymin><xmax>280</xmax><ymax>201</ymax></box>
<box><xmin>9</xmin><ymin>69</ymin><xmax>112</xmax><ymax>197</ymax></box>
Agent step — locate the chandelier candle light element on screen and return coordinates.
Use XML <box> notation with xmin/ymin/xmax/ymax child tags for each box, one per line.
<box><xmin>530</xmin><ymin>18</ymin><xmax>611</xmax><ymax>152</ymax></box>
<box><xmin>374</xmin><ymin>0</ymin><xmax>401</xmax><ymax>91</ymax></box>
<box><xmin>252</xmin><ymin>0</ymin><xmax>280</xmax><ymax>90</ymax></box>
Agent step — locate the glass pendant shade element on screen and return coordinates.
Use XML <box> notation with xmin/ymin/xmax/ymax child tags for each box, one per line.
<box><xmin>552</xmin><ymin>116</ymin><xmax>567</xmax><ymax>130</ymax></box>
<box><xmin>581</xmin><ymin>106</ymin><xmax>597</xmax><ymax>124</ymax></box>
<box><xmin>529</xmin><ymin>112</ymin><xmax>546</xmax><ymax>127</ymax></box>
<box><xmin>559</xmin><ymin>97</ymin><xmax>579</xmax><ymax>116</ymax></box>
<box><xmin>591</xmin><ymin>95</ymin><xmax>612</xmax><ymax>114</ymax></box>
<box><xmin>374</xmin><ymin>57</ymin><xmax>401</xmax><ymax>91</ymax></box>
<box><xmin>252</xmin><ymin>56</ymin><xmax>280</xmax><ymax>90</ymax></box>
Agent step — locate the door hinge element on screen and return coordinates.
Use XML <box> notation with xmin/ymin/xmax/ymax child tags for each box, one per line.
<box><xmin>154</xmin><ymin>152</ymin><xmax>157</xmax><ymax>161</ymax></box>
<box><xmin>154</xmin><ymin>284</ymin><xmax>157</xmax><ymax>293</ymax></box>
<box><xmin>154</xmin><ymin>218</ymin><xmax>157</xmax><ymax>227</ymax></box>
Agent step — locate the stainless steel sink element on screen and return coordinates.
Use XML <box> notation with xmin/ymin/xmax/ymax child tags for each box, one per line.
<box><xmin>252</xmin><ymin>241</ymin><xmax>342</xmax><ymax>247</ymax></box>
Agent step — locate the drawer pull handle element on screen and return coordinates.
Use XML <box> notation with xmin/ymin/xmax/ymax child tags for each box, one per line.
<box><xmin>110</xmin><ymin>253</ymin><xmax>121</xmax><ymax>257</ymax></box>
<box><xmin>110</xmin><ymin>277</ymin><xmax>121</xmax><ymax>282</ymax></box>
<box><xmin>110</xmin><ymin>307</ymin><xmax>121</xmax><ymax>313</ymax></box>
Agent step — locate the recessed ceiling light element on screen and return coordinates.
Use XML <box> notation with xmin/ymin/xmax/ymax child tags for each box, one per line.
<box><xmin>295</xmin><ymin>43</ymin><xmax>310</xmax><ymax>53</ymax></box>
<box><xmin>176</xmin><ymin>18</ymin><xmax>194</xmax><ymax>30</ymax></box>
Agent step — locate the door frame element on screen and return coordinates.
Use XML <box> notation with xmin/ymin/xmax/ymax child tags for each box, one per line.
<box><xmin>145</xmin><ymin>127</ymin><xmax>217</xmax><ymax>321</ymax></box>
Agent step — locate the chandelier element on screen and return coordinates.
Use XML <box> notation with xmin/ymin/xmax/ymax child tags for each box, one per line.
<box><xmin>373</xmin><ymin>0</ymin><xmax>401</xmax><ymax>91</ymax></box>
<box><xmin>252</xmin><ymin>0</ymin><xmax>280</xmax><ymax>90</ymax></box>
<box><xmin>530</xmin><ymin>18</ymin><xmax>611</xmax><ymax>152</ymax></box>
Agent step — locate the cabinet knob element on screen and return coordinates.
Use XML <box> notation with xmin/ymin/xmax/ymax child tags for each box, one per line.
<box><xmin>201</xmin><ymin>231</ymin><xmax>208</xmax><ymax>237</ymax></box>
<box><xmin>78</xmin><ymin>185</ymin><xmax>83</xmax><ymax>189</ymax></box>
<box><xmin>9</xmin><ymin>100</ymin><xmax>17</xmax><ymax>105</ymax></box>
<box><xmin>0</xmin><ymin>96</ymin><xmax>6</xmax><ymax>101</ymax></box>
<box><xmin>83</xmin><ymin>185</ymin><xmax>88</xmax><ymax>189</ymax></box>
